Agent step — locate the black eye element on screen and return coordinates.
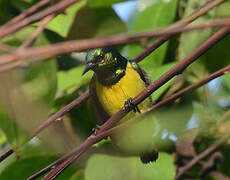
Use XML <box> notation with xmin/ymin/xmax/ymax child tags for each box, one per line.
<box><xmin>95</xmin><ymin>53</ymin><xmax>105</xmax><ymax>63</ymax></box>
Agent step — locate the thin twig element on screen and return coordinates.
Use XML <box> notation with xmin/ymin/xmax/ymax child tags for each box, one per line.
<box><xmin>0</xmin><ymin>0</ymin><xmax>82</xmax><ymax>39</ymax></box>
<box><xmin>20</xmin><ymin>14</ymin><xmax>55</xmax><ymax>49</ymax></box>
<box><xmin>175</xmin><ymin>135</ymin><xmax>230</xmax><ymax>179</ymax></box>
<box><xmin>26</xmin><ymin>0</ymin><xmax>228</xmax><ymax>178</ymax></box>
<box><xmin>42</xmin><ymin>64</ymin><xmax>230</xmax><ymax>180</ymax></box>
<box><xmin>0</xmin><ymin>148</ymin><xmax>13</xmax><ymax>163</ymax></box>
<box><xmin>147</xmin><ymin>65</ymin><xmax>230</xmax><ymax>112</ymax></box>
<box><xmin>1</xmin><ymin>18</ymin><xmax>230</xmax><ymax>73</ymax></box>
<box><xmin>42</xmin><ymin>62</ymin><xmax>230</xmax><ymax>179</ymax></box>
<box><xmin>0</xmin><ymin>91</ymin><xmax>90</xmax><ymax>164</ymax></box>
<box><xmin>172</xmin><ymin>0</ymin><xmax>225</xmax><ymax>28</ymax></box>
<box><xmin>0</xmin><ymin>44</ymin><xmax>16</xmax><ymax>53</ymax></box>
<box><xmin>31</xmin><ymin>61</ymin><xmax>230</xmax><ymax>179</ymax></box>
<box><xmin>34</xmin><ymin>26</ymin><xmax>230</xmax><ymax>180</ymax></box>
<box><xmin>0</xmin><ymin>0</ymin><xmax>225</xmax><ymax>68</ymax></box>
<box><xmin>134</xmin><ymin>0</ymin><xmax>224</xmax><ymax>62</ymax></box>
<box><xmin>33</xmin><ymin>91</ymin><xmax>90</xmax><ymax>137</ymax></box>
<box><xmin>99</xmin><ymin>27</ymin><xmax>230</xmax><ymax>133</ymax></box>
<box><xmin>0</xmin><ymin>0</ymin><xmax>51</xmax><ymax>30</ymax></box>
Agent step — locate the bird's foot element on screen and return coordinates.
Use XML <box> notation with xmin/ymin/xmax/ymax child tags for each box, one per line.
<box><xmin>124</xmin><ymin>98</ymin><xmax>140</xmax><ymax>113</ymax></box>
<box><xmin>92</xmin><ymin>124</ymin><xmax>101</xmax><ymax>135</ymax></box>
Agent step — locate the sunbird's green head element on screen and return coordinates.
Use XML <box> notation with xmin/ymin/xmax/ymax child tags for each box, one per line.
<box><xmin>82</xmin><ymin>47</ymin><xmax>127</xmax><ymax>76</ymax></box>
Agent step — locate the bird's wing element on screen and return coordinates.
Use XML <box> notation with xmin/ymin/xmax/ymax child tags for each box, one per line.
<box><xmin>129</xmin><ymin>60</ymin><xmax>152</xmax><ymax>86</ymax></box>
<box><xmin>90</xmin><ymin>74</ymin><xmax>110</xmax><ymax>124</ymax></box>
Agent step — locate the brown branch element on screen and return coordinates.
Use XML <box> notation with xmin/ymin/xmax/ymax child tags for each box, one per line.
<box><xmin>0</xmin><ymin>0</ymin><xmax>51</xmax><ymax>30</ymax></box>
<box><xmin>0</xmin><ymin>44</ymin><xmax>16</xmax><ymax>53</ymax></box>
<box><xmin>1</xmin><ymin>18</ymin><xmax>230</xmax><ymax>73</ymax></box>
<box><xmin>30</xmin><ymin>63</ymin><xmax>230</xmax><ymax>179</ymax></box>
<box><xmin>26</xmin><ymin>0</ymin><xmax>228</xmax><ymax>178</ymax></box>
<box><xmin>0</xmin><ymin>0</ymin><xmax>222</xmax><ymax>169</ymax></box>
<box><xmin>32</xmin><ymin>91</ymin><xmax>90</xmax><ymax>137</ymax></box>
<box><xmin>0</xmin><ymin>148</ymin><xmax>13</xmax><ymax>163</ymax></box>
<box><xmin>171</xmin><ymin>0</ymin><xmax>224</xmax><ymax>28</ymax></box>
<box><xmin>0</xmin><ymin>0</ymin><xmax>225</xmax><ymax>170</ymax></box>
<box><xmin>175</xmin><ymin>135</ymin><xmax>230</xmax><ymax>180</ymax></box>
<box><xmin>41</xmin><ymin>63</ymin><xmax>230</xmax><ymax>180</ymax></box>
<box><xmin>20</xmin><ymin>14</ymin><xmax>55</xmax><ymax>49</ymax></box>
<box><xmin>32</xmin><ymin>60</ymin><xmax>230</xmax><ymax>179</ymax></box>
<box><xmin>0</xmin><ymin>0</ymin><xmax>82</xmax><ymax>39</ymax></box>
<box><xmin>99</xmin><ymin>27</ymin><xmax>230</xmax><ymax>133</ymax></box>
<box><xmin>0</xmin><ymin>91</ymin><xmax>90</xmax><ymax>164</ymax></box>
<box><xmin>19</xmin><ymin>0</ymin><xmax>227</xmax><ymax>140</ymax></box>
<box><xmin>0</xmin><ymin>0</ymin><xmax>223</xmax><ymax>72</ymax></box>
<box><xmin>133</xmin><ymin>0</ymin><xmax>224</xmax><ymax>62</ymax></box>
<box><xmin>31</xmin><ymin>26</ymin><xmax>230</xmax><ymax>180</ymax></box>
<box><xmin>147</xmin><ymin>65</ymin><xmax>230</xmax><ymax>112</ymax></box>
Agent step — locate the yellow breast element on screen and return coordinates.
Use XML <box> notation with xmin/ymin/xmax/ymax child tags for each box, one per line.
<box><xmin>95</xmin><ymin>62</ymin><xmax>151</xmax><ymax>116</ymax></box>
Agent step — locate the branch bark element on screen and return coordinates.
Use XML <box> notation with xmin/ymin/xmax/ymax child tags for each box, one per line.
<box><xmin>33</xmin><ymin>26</ymin><xmax>230</xmax><ymax>180</ymax></box>
<box><xmin>1</xmin><ymin>18</ymin><xmax>230</xmax><ymax>73</ymax></box>
<box><xmin>0</xmin><ymin>0</ymin><xmax>51</xmax><ymax>30</ymax></box>
<box><xmin>20</xmin><ymin>14</ymin><xmax>56</xmax><ymax>49</ymax></box>
<box><xmin>175</xmin><ymin>135</ymin><xmax>230</xmax><ymax>179</ymax></box>
<box><xmin>0</xmin><ymin>0</ymin><xmax>82</xmax><ymax>39</ymax></box>
<box><xmin>0</xmin><ymin>148</ymin><xmax>13</xmax><ymax>163</ymax></box>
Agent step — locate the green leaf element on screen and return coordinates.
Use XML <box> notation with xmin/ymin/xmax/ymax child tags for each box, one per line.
<box><xmin>85</xmin><ymin>153</ymin><xmax>176</xmax><ymax>180</ymax></box>
<box><xmin>1</xmin><ymin>26</ymin><xmax>58</xmax><ymax>105</ymax></box>
<box><xmin>70</xmin><ymin>169</ymin><xmax>85</xmax><ymax>180</ymax></box>
<box><xmin>129</xmin><ymin>0</ymin><xmax>178</xmax><ymax>70</ymax></box>
<box><xmin>68</xmin><ymin>6</ymin><xmax>127</xmax><ymax>39</ymax></box>
<box><xmin>57</xmin><ymin>65</ymin><xmax>93</xmax><ymax>93</ymax></box>
<box><xmin>10</xmin><ymin>0</ymin><xmax>31</xmax><ymax>11</ymax></box>
<box><xmin>205</xmin><ymin>34</ymin><xmax>230</xmax><ymax>72</ymax></box>
<box><xmin>0</xmin><ymin>0</ymin><xmax>15</xmax><ymax>25</ymax></box>
<box><xmin>213</xmin><ymin>0</ymin><xmax>230</xmax><ymax>18</ymax></box>
<box><xmin>148</xmin><ymin>62</ymin><xmax>176</xmax><ymax>102</ymax></box>
<box><xmin>179</xmin><ymin>0</ymin><xmax>230</xmax><ymax>76</ymax></box>
<box><xmin>43</xmin><ymin>0</ymin><xmax>87</xmax><ymax>37</ymax></box>
<box><xmin>0</xmin><ymin>130</ymin><xmax>7</xmax><ymax>146</ymax></box>
<box><xmin>222</xmin><ymin>73</ymin><xmax>230</xmax><ymax>91</ymax></box>
<box><xmin>0</xmin><ymin>155</ymin><xmax>76</xmax><ymax>180</ymax></box>
<box><xmin>0</xmin><ymin>27</ymin><xmax>57</xmax><ymax>151</ymax></box>
<box><xmin>178</xmin><ymin>0</ymin><xmax>214</xmax><ymax>58</ymax></box>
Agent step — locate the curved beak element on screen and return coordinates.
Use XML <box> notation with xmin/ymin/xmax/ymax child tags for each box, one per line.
<box><xmin>82</xmin><ymin>63</ymin><xmax>95</xmax><ymax>76</ymax></box>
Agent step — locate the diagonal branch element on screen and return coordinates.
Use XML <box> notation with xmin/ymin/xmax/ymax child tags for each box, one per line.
<box><xmin>25</xmin><ymin>0</ymin><xmax>228</xmax><ymax>178</ymax></box>
<box><xmin>0</xmin><ymin>0</ymin><xmax>225</xmax><ymax>71</ymax></box>
<box><xmin>0</xmin><ymin>148</ymin><xmax>13</xmax><ymax>163</ymax></box>
<box><xmin>1</xmin><ymin>18</ymin><xmax>230</xmax><ymax>73</ymax></box>
<box><xmin>42</xmin><ymin>64</ymin><xmax>230</xmax><ymax>180</ymax></box>
<box><xmin>20</xmin><ymin>14</ymin><xmax>56</xmax><ymax>49</ymax></box>
<box><xmin>35</xmin><ymin>26</ymin><xmax>230</xmax><ymax>180</ymax></box>
<box><xmin>134</xmin><ymin>0</ymin><xmax>224</xmax><ymax>62</ymax></box>
<box><xmin>99</xmin><ymin>27</ymin><xmax>230</xmax><ymax>134</ymax></box>
<box><xmin>0</xmin><ymin>44</ymin><xmax>16</xmax><ymax>53</ymax></box>
<box><xmin>0</xmin><ymin>0</ymin><xmax>51</xmax><ymax>30</ymax></box>
<box><xmin>33</xmin><ymin>91</ymin><xmax>90</xmax><ymax>137</ymax></box>
<box><xmin>0</xmin><ymin>0</ymin><xmax>225</xmax><ymax>168</ymax></box>
<box><xmin>0</xmin><ymin>0</ymin><xmax>82</xmax><ymax>39</ymax></box>
<box><xmin>0</xmin><ymin>0</ymin><xmax>225</xmax><ymax>173</ymax></box>
<box><xmin>175</xmin><ymin>135</ymin><xmax>230</xmax><ymax>179</ymax></box>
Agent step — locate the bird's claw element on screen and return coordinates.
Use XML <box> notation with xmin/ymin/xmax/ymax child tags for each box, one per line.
<box><xmin>124</xmin><ymin>98</ymin><xmax>140</xmax><ymax>113</ymax></box>
<box><xmin>92</xmin><ymin>124</ymin><xmax>100</xmax><ymax>135</ymax></box>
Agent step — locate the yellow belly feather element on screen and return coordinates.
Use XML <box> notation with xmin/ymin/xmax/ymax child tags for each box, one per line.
<box><xmin>95</xmin><ymin>62</ymin><xmax>151</xmax><ymax>116</ymax></box>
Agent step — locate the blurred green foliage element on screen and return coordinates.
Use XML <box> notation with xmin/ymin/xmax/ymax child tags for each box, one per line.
<box><xmin>0</xmin><ymin>0</ymin><xmax>229</xmax><ymax>179</ymax></box>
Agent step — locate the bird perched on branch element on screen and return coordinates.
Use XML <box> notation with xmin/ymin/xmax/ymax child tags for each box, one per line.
<box><xmin>82</xmin><ymin>47</ymin><xmax>158</xmax><ymax>163</ymax></box>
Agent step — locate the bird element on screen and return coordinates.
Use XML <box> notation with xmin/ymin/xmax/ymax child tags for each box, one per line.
<box><xmin>82</xmin><ymin>47</ymin><xmax>158</xmax><ymax>163</ymax></box>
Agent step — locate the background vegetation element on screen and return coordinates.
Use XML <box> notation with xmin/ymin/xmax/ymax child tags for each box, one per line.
<box><xmin>0</xmin><ymin>0</ymin><xmax>230</xmax><ymax>179</ymax></box>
